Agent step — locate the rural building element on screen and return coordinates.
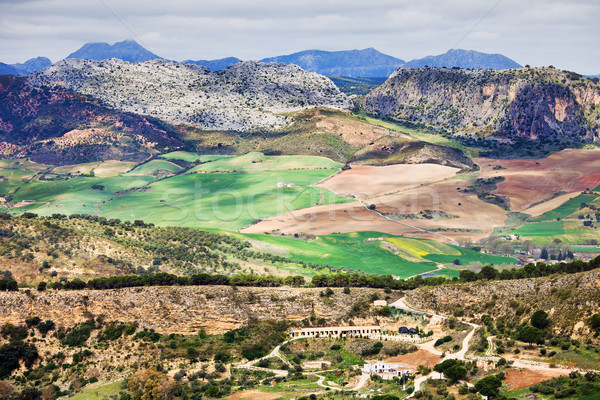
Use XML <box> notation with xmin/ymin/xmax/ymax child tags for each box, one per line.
<box><xmin>302</xmin><ymin>361</ymin><xmax>331</xmax><ymax>369</ymax></box>
<box><xmin>276</xmin><ymin>182</ymin><xmax>296</xmax><ymax>188</ymax></box>
<box><xmin>373</xmin><ymin>300</ymin><xmax>388</xmax><ymax>306</ymax></box>
<box><xmin>363</xmin><ymin>361</ymin><xmax>411</xmax><ymax>378</ymax></box>
<box><xmin>289</xmin><ymin>326</ymin><xmax>381</xmax><ymax>338</ymax></box>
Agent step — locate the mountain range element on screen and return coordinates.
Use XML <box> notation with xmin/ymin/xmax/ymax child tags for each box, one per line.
<box><xmin>402</xmin><ymin>49</ymin><xmax>522</xmax><ymax>69</ymax></box>
<box><xmin>260</xmin><ymin>48</ymin><xmax>405</xmax><ymax>78</ymax></box>
<box><xmin>0</xmin><ymin>40</ymin><xmax>524</xmax><ymax>79</ymax></box>
<box><xmin>0</xmin><ymin>56</ymin><xmax>52</xmax><ymax>76</ymax></box>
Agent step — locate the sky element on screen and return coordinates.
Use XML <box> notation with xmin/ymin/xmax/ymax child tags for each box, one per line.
<box><xmin>0</xmin><ymin>0</ymin><xmax>599</xmax><ymax>74</ymax></box>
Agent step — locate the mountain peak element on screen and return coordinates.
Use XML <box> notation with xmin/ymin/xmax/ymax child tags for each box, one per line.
<box><xmin>404</xmin><ymin>49</ymin><xmax>522</xmax><ymax>70</ymax></box>
<box><xmin>67</xmin><ymin>39</ymin><xmax>162</xmax><ymax>63</ymax></box>
<box><xmin>0</xmin><ymin>56</ymin><xmax>52</xmax><ymax>76</ymax></box>
<box><xmin>260</xmin><ymin>48</ymin><xmax>405</xmax><ymax>78</ymax></box>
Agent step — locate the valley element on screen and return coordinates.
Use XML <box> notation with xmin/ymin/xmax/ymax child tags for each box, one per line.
<box><xmin>1</xmin><ymin>33</ymin><xmax>600</xmax><ymax>400</ymax></box>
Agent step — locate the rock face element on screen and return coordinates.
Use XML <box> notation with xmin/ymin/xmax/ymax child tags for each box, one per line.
<box><xmin>29</xmin><ymin>59</ymin><xmax>351</xmax><ymax>132</ymax></box>
<box><xmin>261</xmin><ymin>48</ymin><xmax>405</xmax><ymax>78</ymax></box>
<box><xmin>403</xmin><ymin>49</ymin><xmax>522</xmax><ymax>70</ymax></box>
<box><xmin>66</xmin><ymin>39</ymin><xmax>162</xmax><ymax>62</ymax></box>
<box><xmin>0</xmin><ymin>75</ymin><xmax>184</xmax><ymax>164</ymax></box>
<box><xmin>0</xmin><ymin>286</ymin><xmax>391</xmax><ymax>335</ymax></box>
<box><xmin>363</xmin><ymin>67</ymin><xmax>600</xmax><ymax>144</ymax></box>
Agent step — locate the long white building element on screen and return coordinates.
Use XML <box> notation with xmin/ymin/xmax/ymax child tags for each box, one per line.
<box><xmin>289</xmin><ymin>325</ymin><xmax>381</xmax><ymax>338</ymax></box>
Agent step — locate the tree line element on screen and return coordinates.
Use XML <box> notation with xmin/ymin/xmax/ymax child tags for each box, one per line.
<box><xmin>48</xmin><ymin>272</ymin><xmax>307</xmax><ymax>291</ymax></box>
<box><xmin>311</xmin><ymin>256</ymin><xmax>600</xmax><ymax>289</ymax></box>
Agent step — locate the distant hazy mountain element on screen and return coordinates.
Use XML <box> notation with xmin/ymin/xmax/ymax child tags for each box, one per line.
<box><xmin>260</xmin><ymin>48</ymin><xmax>405</xmax><ymax>78</ymax></box>
<box><xmin>67</xmin><ymin>39</ymin><xmax>162</xmax><ymax>62</ymax></box>
<box><xmin>0</xmin><ymin>57</ymin><xmax>52</xmax><ymax>76</ymax></box>
<box><xmin>403</xmin><ymin>49</ymin><xmax>522</xmax><ymax>70</ymax></box>
<box><xmin>184</xmin><ymin>57</ymin><xmax>241</xmax><ymax>71</ymax></box>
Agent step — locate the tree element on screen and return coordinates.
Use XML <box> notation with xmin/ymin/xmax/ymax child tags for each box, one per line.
<box><xmin>127</xmin><ymin>368</ymin><xmax>175</xmax><ymax>400</ymax></box>
<box><xmin>479</xmin><ymin>265</ymin><xmax>498</xmax><ymax>280</ymax></box>
<box><xmin>590</xmin><ymin>314</ymin><xmax>600</xmax><ymax>330</ymax></box>
<box><xmin>37</xmin><ymin>282</ymin><xmax>47</xmax><ymax>292</ymax></box>
<box><xmin>530</xmin><ymin>310</ymin><xmax>550</xmax><ymax>330</ymax></box>
<box><xmin>518</xmin><ymin>326</ymin><xmax>544</xmax><ymax>345</ymax></box>
<box><xmin>444</xmin><ymin>364</ymin><xmax>467</xmax><ymax>383</ymax></box>
<box><xmin>474</xmin><ymin>375</ymin><xmax>502</xmax><ymax>398</ymax></box>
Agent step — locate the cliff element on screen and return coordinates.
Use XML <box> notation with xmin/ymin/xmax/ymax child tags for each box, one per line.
<box><xmin>0</xmin><ymin>286</ymin><xmax>395</xmax><ymax>335</ymax></box>
<box><xmin>363</xmin><ymin>67</ymin><xmax>600</xmax><ymax>149</ymax></box>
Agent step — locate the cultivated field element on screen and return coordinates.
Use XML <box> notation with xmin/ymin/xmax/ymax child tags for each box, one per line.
<box><xmin>247</xmin><ymin>149</ymin><xmax>600</xmax><ymax>245</ymax></box>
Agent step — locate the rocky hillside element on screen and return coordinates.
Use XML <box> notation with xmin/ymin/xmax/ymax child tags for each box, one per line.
<box><xmin>28</xmin><ymin>59</ymin><xmax>351</xmax><ymax>132</ymax></box>
<box><xmin>0</xmin><ymin>75</ymin><xmax>184</xmax><ymax>164</ymax></box>
<box><xmin>363</xmin><ymin>67</ymin><xmax>600</xmax><ymax>150</ymax></box>
<box><xmin>0</xmin><ymin>286</ymin><xmax>393</xmax><ymax>335</ymax></box>
<box><xmin>405</xmin><ymin>268</ymin><xmax>600</xmax><ymax>338</ymax></box>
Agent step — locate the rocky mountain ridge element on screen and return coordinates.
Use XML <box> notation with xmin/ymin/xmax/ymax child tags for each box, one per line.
<box><xmin>28</xmin><ymin>58</ymin><xmax>351</xmax><ymax>132</ymax></box>
<box><xmin>363</xmin><ymin>67</ymin><xmax>600</xmax><ymax>147</ymax></box>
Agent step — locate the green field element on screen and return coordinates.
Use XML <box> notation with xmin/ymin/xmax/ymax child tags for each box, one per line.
<box><xmin>234</xmin><ymin>231</ymin><xmax>516</xmax><ymax>277</ymax></box>
<box><xmin>188</xmin><ymin>152</ymin><xmax>343</xmax><ymax>173</ymax></box>
<box><xmin>511</xmin><ymin>221</ymin><xmax>565</xmax><ymax>238</ymax></box>
<box><xmin>158</xmin><ymin>151</ymin><xmax>232</xmax><ymax>163</ymax></box>
<box><xmin>529</xmin><ymin>193</ymin><xmax>599</xmax><ymax>222</ymax></box>
<box><xmin>97</xmin><ymin>169</ymin><xmax>348</xmax><ymax>230</ymax></box>
<box><xmin>0</xmin><ymin>155</ymin><xmax>350</xmax><ymax>231</ymax></box>
<box><xmin>68</xmin><ymin>381</ymin><xmax>124</xmax><ymax>400</ymax></box>
<box><xmin>125</xmin><ymin>160</ymin><xmax>182</xmax><ymax>176</ymax></box>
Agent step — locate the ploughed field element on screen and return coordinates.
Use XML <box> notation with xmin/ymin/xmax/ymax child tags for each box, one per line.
<box><xmin>245</xmin><ymin>149</ymin><xmax>600</xmax><ymax>245</ymax></box>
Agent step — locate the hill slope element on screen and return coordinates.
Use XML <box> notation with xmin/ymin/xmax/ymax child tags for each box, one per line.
<box><xmin>261</xmin><ymin>48</ymin><xmax>405</xmax><ymax>78</ymax></box>
<box><xmin>363</xmin><ymin>67</ymin><xmax>600</xmax><ymax>153</ymax></box>
<box><xmin>66</xmin><ymin>39</ymin><xmax>162</xmax><ymax>62</ymax></box>
<box><xmin>404</xmin><ymin>49</ymin><xmax>522</xmax><ymax>69</ymax></box>
<box><xmin>0</xmin><ymin>75</ymin><xmax>184</xmax><ymax>164</ymax></box>
<box><xmin>29</xmin><ymin>59</ymin><xmax>351</xmax><ymax>132</ymax></box>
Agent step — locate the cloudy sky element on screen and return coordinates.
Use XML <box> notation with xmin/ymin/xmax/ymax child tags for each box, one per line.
<box><xmin>1</xmin><ymin>0</ymin><xmax>598</xmax><ymax>74</ymax></box>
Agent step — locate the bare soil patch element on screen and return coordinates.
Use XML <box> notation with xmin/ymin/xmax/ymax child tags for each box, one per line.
<box><xmin>504</xmin><ymin>368</ymin><xmax>567</xmax><ymax>390</ymax></box>
<box><xmin>319</xmin><ymin>164</ymin><xmax>459</xmax><ymax>199</ymax></box>
<box><xmin>384</xmin><ymin>349</ymin><xmax>441</xmax><ymax>369</ymax></box>
<box><xmin>227</xmin><ymin>390</ymin><xmax>282</xmax><ymax>400</ymax></box>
